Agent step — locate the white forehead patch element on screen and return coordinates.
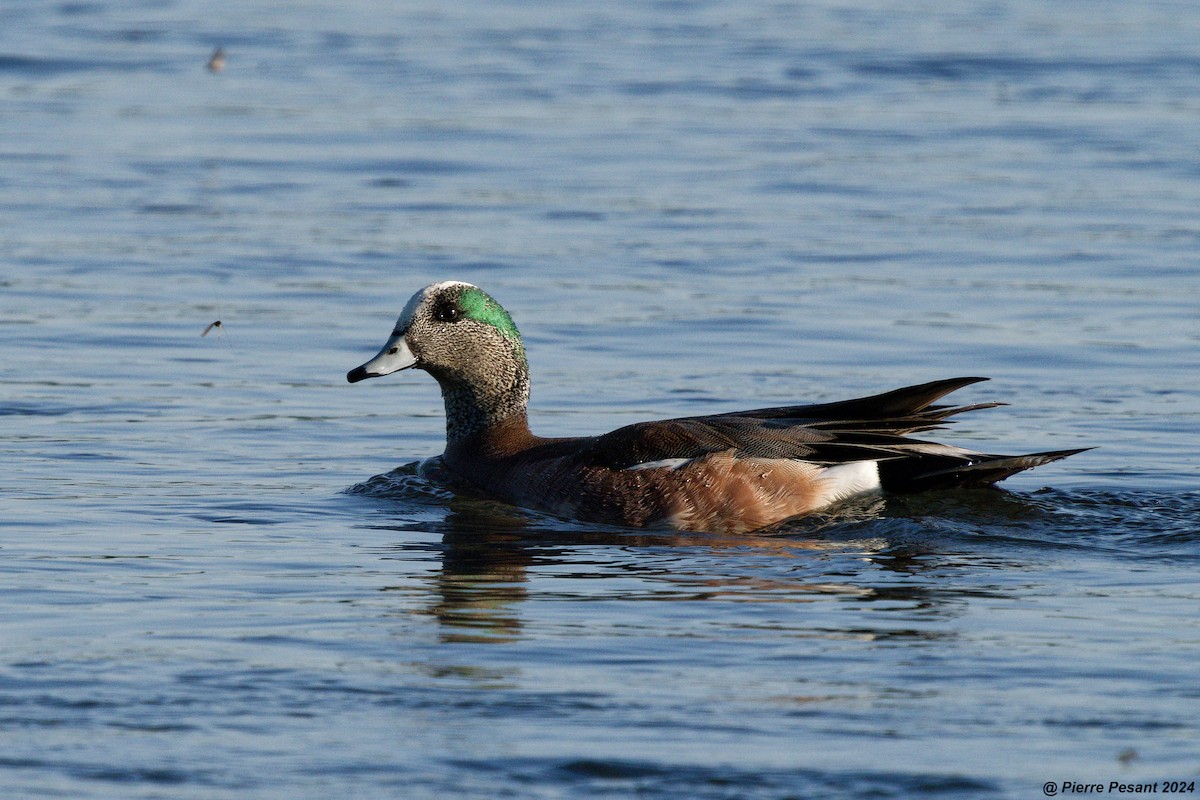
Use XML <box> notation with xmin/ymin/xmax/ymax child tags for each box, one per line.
<box><xmin>393</xmin><ymin>280</ymin><xmax>476</xmax><ymax>331</ymax></box>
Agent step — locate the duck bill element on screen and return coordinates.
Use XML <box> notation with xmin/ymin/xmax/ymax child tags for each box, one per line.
<box><xmin>347</xmin><ymin>335</ymin><xmax>418</xmax><ymax>383</ymax></box>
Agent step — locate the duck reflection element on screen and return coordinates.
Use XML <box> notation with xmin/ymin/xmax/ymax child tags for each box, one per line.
<box><xmin>422</xmin><ymin>503</ymin><xmax>532</xmax><ymax>643</ymax></box>
<box><xmin>362</xmin><ymin>463</ymin><xmax>1058</xmax><ymax>645</ymax></box>
<box><xmin>416</xmin><ymin>497</ymin><xmax>728</xmax><ymax>643</ymax></box>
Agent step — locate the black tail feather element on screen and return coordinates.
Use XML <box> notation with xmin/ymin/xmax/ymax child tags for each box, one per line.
<box><xmin>878</xmin><ymin>448</ymin><xmax>1092</xmax><ymax>494</ymax></box>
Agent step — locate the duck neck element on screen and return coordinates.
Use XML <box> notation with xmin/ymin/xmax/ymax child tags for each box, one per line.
<box><xmin>435</xmin><ymin>362</ymin><xmax>532</xmax><ymax>454</ymax></box>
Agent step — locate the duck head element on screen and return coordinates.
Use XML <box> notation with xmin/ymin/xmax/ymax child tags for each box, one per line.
<box><xmin>347</xmin><ymin>281</ymin><xmax>530</xmax><ymax>443</ymax></box>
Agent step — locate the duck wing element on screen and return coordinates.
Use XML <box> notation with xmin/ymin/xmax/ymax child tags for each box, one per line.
<box><xmin>577</xmin><ymin>377</ymin><xmax>1088</xmax><ymax>491</ymax></box>
<box><xmin>712</xmin><ymin>376</ymin><xmax>999</xmax><ymax>430</ymax></box>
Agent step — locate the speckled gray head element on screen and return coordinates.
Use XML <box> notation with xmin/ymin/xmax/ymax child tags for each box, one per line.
<box><xmin>346</xmin><ymin>281</ymin><xmax>529</xmax><ymax>440</ymax></box>
<box><xmin>346</xmin><ymin>281</ymin><xmax>523</xmax><ymax>383</ymax></box>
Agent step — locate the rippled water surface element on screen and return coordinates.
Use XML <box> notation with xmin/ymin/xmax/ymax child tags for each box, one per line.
<box><xmin>3</xmin><ymin>1</ymin><xmax>1199</xmax><ymax>798</ymax></box>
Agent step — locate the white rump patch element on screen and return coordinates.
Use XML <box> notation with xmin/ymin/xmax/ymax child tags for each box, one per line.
<box><xmin>625</xmin><ymin>457</ymin><xmax>693</xmax><ymax>472</ymax></box>
<box><xmin>819</xmin><ymin>461</ymin><xmax>882</xmax><ymax>503</ymax></box>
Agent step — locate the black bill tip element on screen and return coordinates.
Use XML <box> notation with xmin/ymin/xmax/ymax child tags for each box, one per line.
<box><xmin>346</xmin><ymin>366</ymin><xmax>372</xmax><ymax>384</ymax></box>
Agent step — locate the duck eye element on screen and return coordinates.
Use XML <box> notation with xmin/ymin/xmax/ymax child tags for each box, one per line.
<box><xmin>434</xmin><ymin>303</ymin><xmax>461</xmax><ymax>323</ymax></box>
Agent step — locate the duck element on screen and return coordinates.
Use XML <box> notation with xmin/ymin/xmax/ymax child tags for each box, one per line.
<box><xmin>347</xmin><ymin>281</ymin><xmax>1086</xmax><ymax>534</ymax></box>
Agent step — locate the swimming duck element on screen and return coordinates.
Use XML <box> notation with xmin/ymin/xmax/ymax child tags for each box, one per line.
<box><xmin>347</xmin><ymin>281</ymin><xmax>1085</xmax><ymax>533</ymax></box>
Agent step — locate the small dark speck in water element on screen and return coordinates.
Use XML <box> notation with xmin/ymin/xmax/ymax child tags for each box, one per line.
<box><xmin>206</xmin><ymin>47</ymin><xmax>226</xmax><ymax>73</ymax></box>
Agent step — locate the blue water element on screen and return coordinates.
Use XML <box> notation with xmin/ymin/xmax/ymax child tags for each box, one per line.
<box><xmin>3</xmin><ymin>1</ymin><xmax>1199</xmax><ymax>798</ymax></box>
